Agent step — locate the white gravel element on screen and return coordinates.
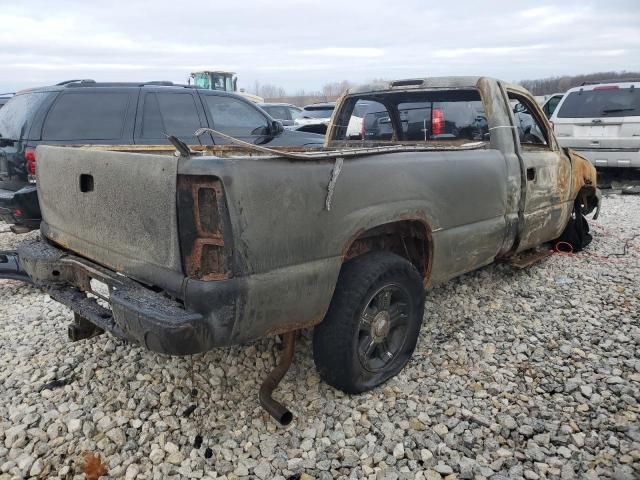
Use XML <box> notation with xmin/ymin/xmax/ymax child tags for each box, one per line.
<box><xmin>1</xmin><ymin>195</ymin><xmax>639</xmax><ymax>480</ymax></box>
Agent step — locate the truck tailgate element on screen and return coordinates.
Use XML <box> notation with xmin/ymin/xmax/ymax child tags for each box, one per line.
<box><xmin>35</xmin><ymin>146</ymin><xmax>183</xmax><ymax>283</ymax></box>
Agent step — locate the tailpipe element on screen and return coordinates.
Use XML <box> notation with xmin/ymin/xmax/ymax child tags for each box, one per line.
<box><xmin>259</xmin><ymin>331</ymin><xmax>296</xmax><ymax>425</ymax></box>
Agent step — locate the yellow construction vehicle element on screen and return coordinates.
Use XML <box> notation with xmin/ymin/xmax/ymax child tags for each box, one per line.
<box><xmin>189</xmin><ymin>71</ymin><xmax>263</xmax><ymax>103</ymax></box>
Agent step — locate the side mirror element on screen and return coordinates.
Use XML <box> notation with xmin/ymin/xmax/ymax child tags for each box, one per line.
<box><xmin>271</xmin><ymin>120</ymin><xmax>284</xmax><ymax>136</ymax></box>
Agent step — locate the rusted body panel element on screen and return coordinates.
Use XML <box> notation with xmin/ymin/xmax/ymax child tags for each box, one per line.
<box><xmin>17</xmin><ymin>77</ymin><xmax>599</xmax><ymax>354</ymax></box>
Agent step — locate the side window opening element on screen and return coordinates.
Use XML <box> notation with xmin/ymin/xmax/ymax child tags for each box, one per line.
<box><xmin>508</xmin><ymin>93</ymin><xmax>550</xmax><ymax>149</ymax></box>
<box><xmin>141</xmin><ymin>92</ymin><xmax>202</xmax><ymax>140</ymax></box>
<box><xmin>42</xmin><ymin>92</ymin><xmax>130</xmax><ymax>141</ymax></box>
<box><xmin>205</xmin><ymin>95</ymin><xmax>269</xmax><ymax>137</ymax></box>
<box><xmin>262</xmin><ymin>105</ymin><xmax>290</xmax><ymax>121</ymax></box>
<box><xmin>157</xmin><ymin>93</ymin><xmax>201</xmax><ymax>138</ymax></box>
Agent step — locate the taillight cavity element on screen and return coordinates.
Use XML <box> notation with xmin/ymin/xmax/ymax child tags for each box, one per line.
<box><xmin>432</xmin><ymin>108</ymin><xmax>444</xmax><ymax>136</ymax></box>
<box><xmin>177</xmin><ymin>176</ymin><xmax>231</xmax><ymax>281</ymax></box>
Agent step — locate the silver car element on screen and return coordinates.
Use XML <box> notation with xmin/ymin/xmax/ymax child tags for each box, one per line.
<box><xmin>551</xmin><ymin>80</ymin><xmax>640</xmax><ymax>168</ymax></box>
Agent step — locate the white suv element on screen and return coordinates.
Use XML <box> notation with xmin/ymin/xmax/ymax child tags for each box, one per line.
<box><xmin>550</xmin><ymin>80</ymin><xmax>640</xmax><ymax>168</ymax></box>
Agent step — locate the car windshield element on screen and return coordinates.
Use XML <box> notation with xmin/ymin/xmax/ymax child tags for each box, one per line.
<box><xmin>556</xmin><ymin>87</ymin><xmax>639</xmax><ymax>118</ymax></box>
<box><xmin>0</xmin><ymin>92</ymin><xmax>49</xmax><ymax>140</ymax></box>
<box><xmin>302</xmin><ymin>107</ymin><xmax>334</xmax><ymax>119</ymax></box>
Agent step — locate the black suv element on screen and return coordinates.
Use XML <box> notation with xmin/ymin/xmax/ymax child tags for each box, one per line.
<box><xmin>0</xmin><ymin>80</ymin><xmax>323</xmax><ymax>229</ymax></box>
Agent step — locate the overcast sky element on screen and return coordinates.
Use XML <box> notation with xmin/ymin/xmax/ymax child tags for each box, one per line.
<box><xmin>1</xmin><ymin>0</ymin><xmax>639</xmax><ymax>94</ymax></box>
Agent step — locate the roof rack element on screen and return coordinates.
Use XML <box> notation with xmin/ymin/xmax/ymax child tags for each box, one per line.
<box><xmin>57</xmin><ymin>79</ymin><xmax>96</xmax><ymax>86</ymax></box>
<box><xmin>56</xmin><ymin>80</ymin><xmax>190</xmax><ymax>88</ymax></box>
<box><xmin>581</xmin><ymin>78</ymin><xmax>640</xmax><ymax>86</ymax></box>
<box><xmin>140</xmin><ymin>81</ymin><xmax>175</xmax><ymax>86</ymax></box>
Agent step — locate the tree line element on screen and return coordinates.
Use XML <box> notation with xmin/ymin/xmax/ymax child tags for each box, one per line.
<box><xmin>246</xmin><ymin>71</ymin><xmax>640</xmax><ymax>104</ymax></box>
<box><xmin>518</xmin><ymin>71</ymin><xmax>640</xmax><ymax>95</ymax></box>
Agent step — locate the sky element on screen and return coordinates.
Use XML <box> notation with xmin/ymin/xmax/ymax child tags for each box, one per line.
<box><xmin>1</xmin><ymin>0</ymin><xmax>639</xmax><ymax>94</ymax></box>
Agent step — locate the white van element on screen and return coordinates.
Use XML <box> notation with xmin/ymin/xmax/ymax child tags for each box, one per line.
<box><xmin>550</xmin><ymin>80</ymin><xmax>640</xmax><ymax>168</ymax></box>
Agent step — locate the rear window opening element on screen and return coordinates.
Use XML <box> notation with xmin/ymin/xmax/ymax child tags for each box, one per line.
<box><xmin>0</xmin><ymin>92</ymin><xmax>51</xmax><ymax>141</ymax></box>
<box><xmin>556</xmin><ymin>87</ymin><xmax>639</xmax><ymax>118</ymax></box>
<box><xmin>331</xmin><ymin>89</ymin><xmax>489</xmax><ymax>146</ymax></box>
<box><xmin>301</xmin><ymin>107</ymin><xmax>334</xmax><ymax>119</ymax></box>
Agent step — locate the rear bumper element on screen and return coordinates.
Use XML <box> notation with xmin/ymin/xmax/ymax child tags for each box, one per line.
<box><xmin>0</xmin><ymin>186</ymin><xmax>41</xmax><ymax>228</ymax></box>
<box><xmin>17</xmin><ymin>238</ymin><xmax>218</xmax><ymax>355</ymax></box>
<box><xmin>0</xmin><ymin>250</ymin><xmax>31</xmax><ymax>282</ymax></box>
<box><xmin>557</xmin><ymin>145</ymin><xmax>640</xmax><ymax>168</ymax></box>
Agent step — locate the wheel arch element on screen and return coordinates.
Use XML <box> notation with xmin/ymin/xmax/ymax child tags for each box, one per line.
<box><xmin>341</xmin><ymin>217</ymin><xmax>434</xmax><ymax>286</ymax></box>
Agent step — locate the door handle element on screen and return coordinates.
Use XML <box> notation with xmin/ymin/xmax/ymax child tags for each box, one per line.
<box><xmin>526</xmin><ymin>167</ymin><xmax>536</xmax><ymax>181</ymax></box>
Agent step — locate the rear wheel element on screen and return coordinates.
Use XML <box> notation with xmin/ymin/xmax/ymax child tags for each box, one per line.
<box><xmin>313</xmin><ymin>251</ymin><xmax>425</xmax><ymax>394</ymax></box>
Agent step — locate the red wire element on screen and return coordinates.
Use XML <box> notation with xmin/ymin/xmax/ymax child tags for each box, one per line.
<box><xmin>550</xmin><ymin>222</ymin><xmax>640</xmax><ymax>264</ymax></box>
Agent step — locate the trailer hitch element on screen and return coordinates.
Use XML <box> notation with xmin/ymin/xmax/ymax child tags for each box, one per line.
<box><xmin>0</xmin><ymin>250</ymin><xmax>31</xmax><ymax>283</ymax></box>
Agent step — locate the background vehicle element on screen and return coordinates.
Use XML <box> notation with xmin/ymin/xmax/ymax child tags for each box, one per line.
<box><xmin>295</xmin><ymin>101</ymin><xmax>363</xmax><ymax>138</ymax></box>
<box><xmin>294</xmin><ymin>102</ymin><xmax>336</xmax><ymax>132</ymax></box>
<box><xmin>541</xmin><ymin>93</ymin><xmax>564</xmax><ymax>118</ymax></box>
<box><xmin>7</xmin><ymin>77</ymin><xmax>599</xmax><ymax>423</ymax></box>
<box><xmin>0</xmin><ymin>93</ymin><xmax>13</xmax><ymax>110</ymax></box>
<box><xmin>0</xmin><ymin>80</ymin><xmax>323</xmax><ymax>229</ymax></box>
<box><xmin>551</xmin><ymin>79</ymin><xmax>640</xmax><ymax>168</ymax></box>
<box><xmin>189</xmin><ymin>70</ymin><xmax>264</xmax><ymax>103</ymax></box>
<box><xmin>258</xmin><ymin>103</ymin><xmax>303</xmax><ymax>127</ymax></box>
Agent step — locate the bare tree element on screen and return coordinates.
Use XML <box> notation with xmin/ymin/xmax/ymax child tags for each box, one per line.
<box><xmin>258</xmin><ymin>84</ymin><xmax>287</xmax><ymax>99</ymax></box>
<box><xmin>322</xmin><ymin>80</ymin><xmax>355</xmax><ymax>98</ymax></box>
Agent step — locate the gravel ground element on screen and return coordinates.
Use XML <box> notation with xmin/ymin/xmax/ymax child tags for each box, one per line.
<box><xmin>1</xmin><ymin>194</ymin><xmax>639</xmax><ymax>480</ymax></box>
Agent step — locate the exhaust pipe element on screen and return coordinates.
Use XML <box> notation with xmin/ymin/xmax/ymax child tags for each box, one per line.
<box><xmin>259</xmin><ymin>331</ymin><xmax>296</xmax><ymax>425</ymax></box>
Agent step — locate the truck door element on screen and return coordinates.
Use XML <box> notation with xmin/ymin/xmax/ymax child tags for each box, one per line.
<box><xmin>506</xmin><ymin>90</ymin><xmax>573</xmax><ymax>252</ymax></box>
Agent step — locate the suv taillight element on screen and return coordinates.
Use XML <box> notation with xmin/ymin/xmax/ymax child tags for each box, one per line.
<box><xmin>177</xmin><ymin>176</ymin><xmax>231</xmax><ymax>280</ymax></box>
<box><xmin>25</xmin><ymin>148</ymin><xmax>36</xmax><ymax>182</ymax></box>
<box><xmin>432</xmin><ymin>108</ymin><xmax>444</xmax><ymax>136</ymax></box>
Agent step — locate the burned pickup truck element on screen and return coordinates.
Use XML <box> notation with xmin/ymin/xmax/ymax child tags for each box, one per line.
<box><xmin>3</xmin><ymin>77</ymin><xmax>599</xmax><ymax>423</ymax></box>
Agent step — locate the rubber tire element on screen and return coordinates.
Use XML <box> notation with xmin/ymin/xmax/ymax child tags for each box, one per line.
<box><xmin>313</xmin><ymin>251</ymin><xmax>425</xmax><ymax>394</ymax></box>
<box><xmin>557</xmin><ymin>202</ymin><xmax>592</xmax><ymax>252</ymax></box>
